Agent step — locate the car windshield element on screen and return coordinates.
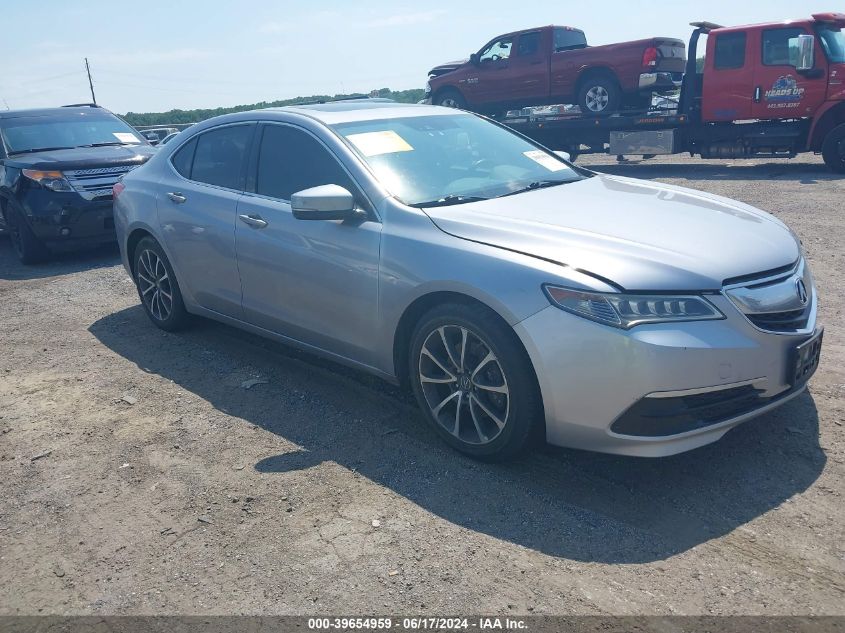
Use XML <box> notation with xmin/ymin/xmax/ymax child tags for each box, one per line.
<box><xmin>1</xmin><ymin>113</ymin><xmax>145</xmax><ymax>154</ymax></box>
<box><xmin>332</xmin><ymin>113</ymin><xmax>584</xmax><ymax>207</ymax></box>
<box><xmin>818</xmin><ymin>25</ymin><xmax>845</xmax><ymax>63</ymax></box>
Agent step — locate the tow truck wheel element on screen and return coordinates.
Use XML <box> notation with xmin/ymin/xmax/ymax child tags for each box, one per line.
<box><xmin>821</xmin><ymin>123</ymin><xmax>845</xmax><ymax>174</ymax></box>
<box><xmin>577</xmin><ymin>75</ymin><xmax>621</xmax><ymax>117</ymax></box>
<box><xmin>435</xmin><ymin>88</ymin><xmax>467</xmax><ymax>110</ymax></box>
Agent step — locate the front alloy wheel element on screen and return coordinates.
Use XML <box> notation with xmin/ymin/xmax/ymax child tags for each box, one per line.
<box><xmin>409</xmin><ymin>303</ymin><xmax>542</xmax><ymax>460</ymax></box>
<box><xmin>419</xmin><ymin>325</ymin><xmax>510</xmax><ymax>446</ymax></box>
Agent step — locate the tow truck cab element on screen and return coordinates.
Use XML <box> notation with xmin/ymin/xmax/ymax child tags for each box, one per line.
<box><xmin>692</xmin><ymin>13</ymin><xmax>845</xmax><ymax>154</ymax></box>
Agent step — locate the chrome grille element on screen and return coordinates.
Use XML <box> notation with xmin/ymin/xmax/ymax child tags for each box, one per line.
<box><xmin>65</xmin><ymin>165</ymin><xmax>138</xmax><ymax>201</ymax></box>
<box><xmin>724</xmin><ymin>259</ymin><xmax>814</xmax><ymax>334</ymax></box>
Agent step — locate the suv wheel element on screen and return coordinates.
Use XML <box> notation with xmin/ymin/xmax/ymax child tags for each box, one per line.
<box><xmin>6</xmin><ymin>205</ymin><xmax>49</xmax><ymax>264</ymax></box>
<box><xmin>409</xmin><ymin>303</ymin><xmax>543</xmax><ymax>461</ymax></box>
<box><xmin>134</xmin><ymin>237</ymin><xmax>189</xmax><ymax>331</ymax></box>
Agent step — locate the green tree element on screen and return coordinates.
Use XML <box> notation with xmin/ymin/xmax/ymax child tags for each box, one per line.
<box><xmin>124</xmin><ymin>88</ymin><xmax>426</xmax><ymax>127</ymax></box>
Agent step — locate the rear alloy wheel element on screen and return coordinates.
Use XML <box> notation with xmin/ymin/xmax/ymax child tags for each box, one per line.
<box><xmin>6</xmin><ymin>205</ymin><xmax>49</xmax><ymax>264</ymax></box>
<box><xmin>821</xmin><ymin>123</ymin><xmax>845</xmax><ymax>174</ymax></box>
<box><xmin>409</xmin><ymin>303</ymin><xmax>542</xmax><ymax>460</ymax></box>
<box><xmin>134</xmin><ymin>237</ymin><xmax>189</xmax><ymax>331</ymax></box>
<box><xmin>577</xmin><ymin>76</ymin><xmax>621</xmax><ymax>117</ymax></box>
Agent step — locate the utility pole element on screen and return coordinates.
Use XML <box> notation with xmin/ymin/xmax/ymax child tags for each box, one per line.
<box><xmin>84</xmin><ymin>58</ymin><xmax>97</xmax><ymax>105</ymax></box>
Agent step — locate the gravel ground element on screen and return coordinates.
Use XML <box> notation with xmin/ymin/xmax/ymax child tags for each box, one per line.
<box><xmin>0</xmin><ymin>153</ymin><xmax>843</xmax><ymax>616</ymax></box>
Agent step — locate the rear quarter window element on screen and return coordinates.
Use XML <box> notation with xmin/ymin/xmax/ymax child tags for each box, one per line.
<box><xmin>171</xmin><ymin>137</ymin><xmax>197</xmax><ymax>178</ymax></box>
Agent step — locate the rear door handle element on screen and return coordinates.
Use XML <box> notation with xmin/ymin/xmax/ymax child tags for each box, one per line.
<box><xmin>753</xmin><ymin>86</ymin><xmax>762</xmax><ymax>103</ymax></box>
<box><xmin>167</xmin><ymin>192</ymin><xmax>187</xmax><ymax>203</ymax></box>
<box><xmin>238</xmin><ymin>213</ymin><xmax>268</xmax><ymax>229</ymax></box>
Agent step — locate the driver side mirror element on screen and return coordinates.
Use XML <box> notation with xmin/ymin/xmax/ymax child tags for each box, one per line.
<box><xmin>554</xmin><ymin>150</ymin><xmax>572</xmax><ymax>162</ymax></box>
<box><xmin>470</xmin><ymin>53</ymin><xmax>480</xmax><ymax>66</ymax></box>
<box><xmin>291</xmin><ymin>184</ymin><xmax>363</xmax><ymax>221</ymax></box>
<box><xmin>795</xmin><ymin>34</ymin><xmax>815</xmax><ymax>71</ymax></box>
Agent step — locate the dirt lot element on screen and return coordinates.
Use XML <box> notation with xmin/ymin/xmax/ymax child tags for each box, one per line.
<box><xmin>0</xmin><ymin>154</ymin><xmax>843</xmax><ymax>616</ymax></box>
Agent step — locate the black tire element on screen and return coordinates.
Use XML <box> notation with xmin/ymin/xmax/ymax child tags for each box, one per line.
<box><xmin>821</xmin><ymin>123</ymin><xmax>845</xmax><ymax>174</ymax></box>
<box><xmin>577</xmin><ymin>74</ymin><xmax>621</xmax><ymax>117</ymax></box>
<box><xmin>409</xmin><ymin>302</ymin><xmax>543</xmax><ymax>461</ymax></box>
<box><xmin>434</xmin><ymin>88</ymin><xmax>467</xmax><ymax>110</ymax></box>
<box><xmin>5</xmin><ymin>204</ymin><xmax>49</xmax><ymax>264</ymax></box>
<box><xmin>133</xmin><ymin>236</ymin><xmax>189</xmax><ymax>331</ymax></box>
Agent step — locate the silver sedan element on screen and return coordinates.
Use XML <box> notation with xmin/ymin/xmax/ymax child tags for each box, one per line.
<box><xmin>113</xmin><ymin>101</ymin><xmax>822</xmax><ymax>460</ymax></box>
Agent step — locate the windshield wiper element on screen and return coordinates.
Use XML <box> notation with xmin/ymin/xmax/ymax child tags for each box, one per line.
<box><xmin>497</xmin><ymin>179</ymin><xmax>574</xmax><ymax>198</ymax></box>
<box><xmin>79</xmin><ymin>142</ymin><xmax>136</xmax><ymax>148</ymax></box>
<box><xmin>411</xmin><ymin>194</ymin><xmax>489</xmax><ymax>208</ymax></box>
<box><xmin>8</xmin><ymin>146</ymin><xmax>76</xmax><ymax>155</ymax></box>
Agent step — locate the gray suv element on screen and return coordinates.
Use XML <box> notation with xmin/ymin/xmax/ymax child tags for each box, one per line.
<box><xmin>113</xmin><ymin>100</ymin><xmax>821</xmax><ymax>460</ymax></box>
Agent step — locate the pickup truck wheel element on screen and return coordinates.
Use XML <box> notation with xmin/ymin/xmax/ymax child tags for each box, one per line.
<box><xmin>821</xmin><ymin>123</ymin><xmax>845</xmax><ymax>174</ymax></box>
<box><xmin>577</xmin><ymin>76</ymin><xmax>621</xmax><ymax>117</ymax></box>
<box><xmin>435</xmin><ymin>88</ymin><xmax>467</xmax><ymax>110</ymax></box>
<box><xmin>6</xmin><ymin>205</ymin><xmax>49</xmax><ymax>264</ymax></box>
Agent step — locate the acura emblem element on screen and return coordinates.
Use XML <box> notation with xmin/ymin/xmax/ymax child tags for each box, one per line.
<box><xmin>796</xmin><ymin>279</ymin><xmax>808</xmax><ymax>305</ymax></box>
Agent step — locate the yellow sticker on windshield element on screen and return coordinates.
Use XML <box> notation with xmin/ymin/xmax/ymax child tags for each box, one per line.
<box><xmin>346</xmin><ymin>130</ymin><xmax>413</xmax><ymax>156</ymax></box>
<box><xmin>524</xmin><ymin>150</ymin><xmax>566</xmax><ymax>172</ymax></box>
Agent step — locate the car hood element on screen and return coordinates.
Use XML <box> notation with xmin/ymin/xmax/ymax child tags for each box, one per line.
<box><xmin>5</xmin><ymin>145</ymin><xmax>156</xmax><ymax>171</ymax></box>
<box><xmin>429</xmin><ymin>59</ymin><xmax>469</xmax><ymax>77</ymax></box>
<box><xmin>423</xmin><ymin>174</ymin><xmax>799</xmax><ymax>291</ymax></box>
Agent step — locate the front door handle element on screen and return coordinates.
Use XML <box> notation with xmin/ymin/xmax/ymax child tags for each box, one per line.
<box><xmin>238</xmin><ymin>213</ymin><xmax>268</xmax><ymax>229</ymax></box>
<box><xmin>753</xmin><ymin>86</ymin><xmax>762</xmax><ymax>103</ymax></box>
<box><xmin>167</xmin><ymin>192</ymin><xmax>187</xmax><ymax>204</ymax></box>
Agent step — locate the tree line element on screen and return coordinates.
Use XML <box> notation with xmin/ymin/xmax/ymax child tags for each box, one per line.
<box><xmin>123</xmin><ymin>88</ymin><xmax>426</xmax><ymax>127</ymax></box>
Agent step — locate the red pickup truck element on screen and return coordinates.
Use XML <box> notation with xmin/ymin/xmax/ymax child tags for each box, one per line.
<box><xmin>425</xmin><ymin>25</ymin><xmax>686</xmax><ymax>116</ymax></box>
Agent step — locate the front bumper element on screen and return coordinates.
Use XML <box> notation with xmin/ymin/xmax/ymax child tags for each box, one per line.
<box><xmin>20</xmin><ymin>189</ymin><xmax>116</xmax><ymax>249</ymax></box>
<box><xmin>639</xmin><ymin>71</ymin><xmax>683</xmax><ymax>92</ymax></box>
<box><xmin>514</xmin><ymin>293</ymin><xmax>819</xmax><ymax>457</ymax></box>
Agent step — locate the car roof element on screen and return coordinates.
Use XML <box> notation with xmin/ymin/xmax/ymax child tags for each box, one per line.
<box><xmin>260</xmin><ymin>99</ymin><xmax>462</xmax><ymax>125</ymax></box>
<box><xmin>0</xmin><ymin>105</ymin><xmax>110</xmax><ymax>120</ymax></box>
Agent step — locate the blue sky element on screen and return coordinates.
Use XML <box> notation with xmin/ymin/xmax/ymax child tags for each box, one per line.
<box><xmin>0</xmin><ymin>0</ymin><xmax>833</xmax><ymax>114</ymax></box>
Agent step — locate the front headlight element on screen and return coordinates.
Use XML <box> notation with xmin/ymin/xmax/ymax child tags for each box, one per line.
<box><xmin>544</xmin><ymin>285</ymin><xmax>724</xmax><ymax>329</ymax></box>
<box><xmin>424</xmin><ymin>81</ymin><xmax>432</xmax><ymax>94</ymax></box>
<box><xmin>22</xmin><ymin>169</ymin><xmax>74</xmax><ymax>192</ymax></box>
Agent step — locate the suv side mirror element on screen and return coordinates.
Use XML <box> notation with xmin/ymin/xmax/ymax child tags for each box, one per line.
<box><xmin>291</xmin><ymin>184</ymin><xmax>362</xmax><ymax>221</ymax></box>
<box><xmin>554</xmin><ymin>150</ymin><xmax>572</xmax><ymax>162</ymax></box>
<box><xmin>470</xmin><ymin>53</ymin><xmax>480</xmax><ymax>66</ymax></box>
<box><xmin>795</xmin><ymin>34</ymin><xmax>815</xmax><ymax>71</ymax></box>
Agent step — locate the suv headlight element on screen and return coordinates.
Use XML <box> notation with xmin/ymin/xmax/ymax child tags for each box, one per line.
<box><xmin>424</xmin><ymin>81</ymin><xmax>432</xmax><ymax>94</ymax></box>
<box><xmin>22</xmin><ymin>169</ymin><xmax>74</xmax><ymax>192</ymax></box>
<box><xmin>544</xmin><ymin>285</ymin><xmax>724</xmax><ymax>329</ymax></box>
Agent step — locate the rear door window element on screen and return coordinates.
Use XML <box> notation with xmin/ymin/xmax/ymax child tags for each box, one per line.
<box><xmin>553</xmin><ymin>28</ymin><xmax>587</xmax><ymax>52</ymax></box>
<box><xmin>255</xmin><ymin>124</ymin><xmax>356</xmax><ymax>201</ymax></box>
<box><xmin>189</xmin><ymin>124</ymin><xmax>252</xmax><ymax>190</ymax></box>
<box><xmin>714</xmin><ymin>32</ymin><xmax>747</xmax><ymax>69</ymax></box>
<box><xmin>517</xmin><ymin>32</ymin><xmax>541</xmax><ymax>57</ymax></box>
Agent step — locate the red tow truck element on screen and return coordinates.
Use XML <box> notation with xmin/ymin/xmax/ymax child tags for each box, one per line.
<box><xmin>498</xmin><ymin>13</ymin><xmax>845</xmax><ymax>173</ymax></box>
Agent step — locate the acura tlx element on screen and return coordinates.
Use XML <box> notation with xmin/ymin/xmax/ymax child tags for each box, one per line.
<box><xmin>112</xmin><ymin>100</ymin><xmax>822</xmax><ymax>460</ymax></box>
